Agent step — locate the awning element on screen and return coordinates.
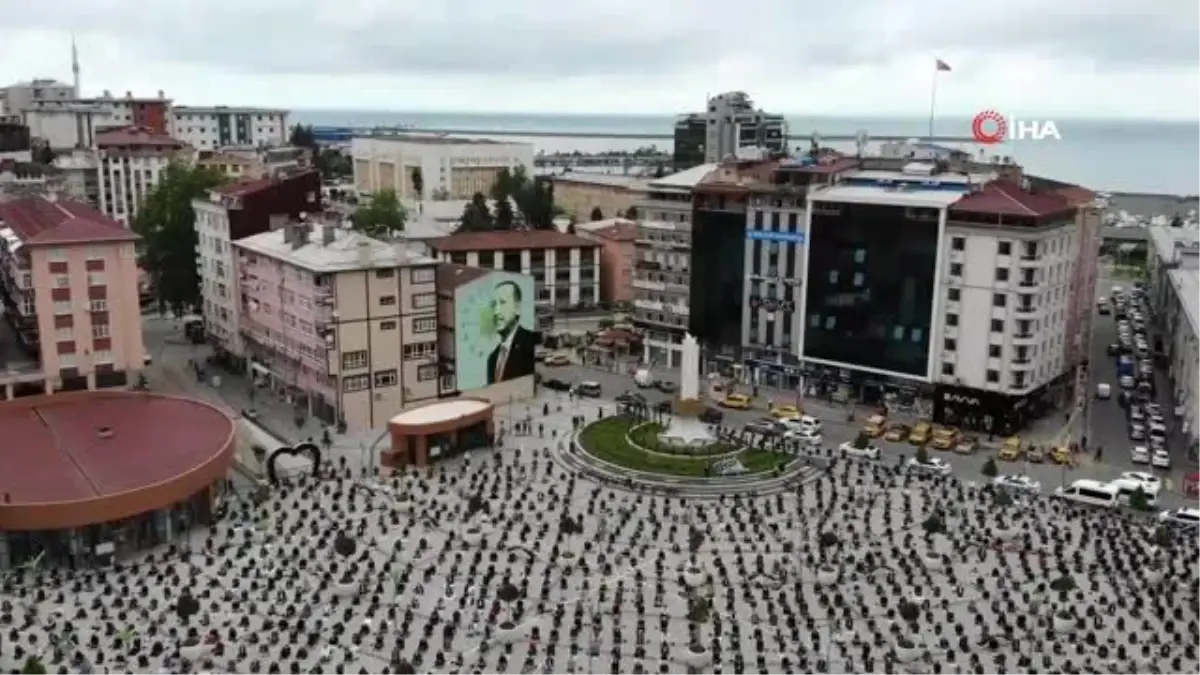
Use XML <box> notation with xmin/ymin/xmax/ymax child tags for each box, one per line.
<box><xmin>250</xmin><ymin>362</ymin><xmax>271</xmax><ymax>378</ymax></box>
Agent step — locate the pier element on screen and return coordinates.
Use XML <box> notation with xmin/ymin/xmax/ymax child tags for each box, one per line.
<box><xmin>311</xmin><ymin>125</ymin><xmax>980</xmax><ymax>144</ymax></box>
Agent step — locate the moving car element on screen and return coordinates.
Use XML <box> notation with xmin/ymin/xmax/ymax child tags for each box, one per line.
<box><xmin>999</xmin><ymin>437</ymin><xmax>1022</xmax><ymax>461</ymax></box>
<box><xmin>745</xmin><ymin>417</ymin><xmax>783</xmax><ymax>436</ymax></box>
<box><xmin>1158</xmin><ymin>507</ymin><xmax>1200</xmax><ymax>528</ymax></box>
<box><xmin>634</xmin><ymin>369</ymin><xmax>654</xmax><ymax>387</ymax></box>
<box><xmin>1151</xmin><ymin>448</ymin><xmax>1171</xmax><ymax>469</ymax></box>
<box><xmin>884</xmin><ymin>424</ymin><xmax>911</xmax><ymax>442</ymax></box>
<box><xmin>839</xmin><ymin>440</ymin><xmax>881</xmax><ymax>459</ymax></box>
<box><xmin>954</xmin><ymin>436</ymin><xmax>979</xmax><ymax>454</ymax></box>
<box><xmin>1054</xmin><ymin>479</ymin><xmax>1120</xmax><ymax>508</ymax></box>
<box><xmin>576</xmin><ymin>381</ymin><xmax>602</xmax><ymax>398</ymax></box>
<box><xmin>931</xmin><ymin>426</ymin><xmax>959</xmax><ymax>450</ymax></box>
<box><xmin>1025</xmin><ymin>445</ymin><xmax>1046</xmax><ymax>463</ymax></box>
<box><xmin>1120</xmin><ymin>471</ymin><xmax>1162</xmax><ymax>492</ymax></box>
<box><xmin>1095</xmin><ymin>383</ymin><xmax>1111</xmax><ymax>399</ymax></box>
<box><xmin>1130</xmin><ymin>445</ymin><xmax>1151</xmax><ymax>464</ymax></box>
<box><xmin>544</xmin><ymin>352</ymin><xmax>571</xmax><ymax>366</ymax></box>
<box><xmin>863</xmin><ymin>414</ymin><xmax>888</xmax><ymax>438</ymax></box>
<box><xmin>721</xmin><ymin>393</ymin><xmax>751</xmax><ymax>410</ymax></box>
<box><xmin>543</xmin><ymin>378</ymin><xmax>572</xmax><ymax>392</ymax></box>
<box><xmin>699</xmin><ymin>407</ymin><xmax>724</xmax><ymax>425</ymax></box>
<box><xmin>787</xmin><ymin>428</ymin><xmax>823</xmax><ymax>448</ymax></box>
<box><xmin>908</xmin><ymin>422</ymin><xmax>932</xmax><ymax>445</ymax></box>
<box><xmin>993</xmin><ymin>474</ymin><xmax>1042</xmax><ymax>493</ymax></box>
<box><xmin>905</xmin><ymin>456</ymin><xmax>952</xmax><ymax>476</ymax></box>
<box><xmin>770</xmin><ymin>403</ymin><xmax>802</xmax><ymax>421</ymax></box>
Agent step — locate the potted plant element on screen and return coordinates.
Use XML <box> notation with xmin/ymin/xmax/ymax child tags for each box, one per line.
<box><xmin>981</xmin><ymin>457</ymin><xmax>998</xmax><ymax>478</ymax></box>
<box><xmin>179</xmin><ymin>636</ymin><xmax>211</xmax><ymax>662</ymax></box>
<box><xmin>894</xmin><ymin>635</ymin><xmax>923</xmax><ymax>663</ymax></box>
<box><xmin>680</xmin><ymin>642</ymin><xmax>712</xmax><ymax>669</ymax></box>
<box><xmin>682</xmin><ymin>564</ymin><xmax>706</xmax><ymax>589</ymax></box>
<box><xmin>334</xmin><ymin>572</ymin><xmax>360</xmax><ymax>597</ymax></box>
<box><xmin>462</xmin><ymin>526</ymin><xmax>484</xmax><ymax>546</ymax></box>
<box><xmin>1053</xmin><ymin>606</ymin><xmax>1075</xmax><ymax>632</ymax></box>
<box><xmin>922</xmin><ymin>550</ymin><xmax>944</xmax><ymax>571</ymax></box>
<box><xmin>815</xmin><ymin>563</ymin><xmax>839</xmax><ymax>586</ymax></box>
<box><xmin>495</xmin><ymin>619</ymin><xmax>523</xmax><ymax>644</ymax></box>
<box><xmin>20</xmin><ymin>657</ymin><xmax>47</xmax><ymax>674</ymax></box>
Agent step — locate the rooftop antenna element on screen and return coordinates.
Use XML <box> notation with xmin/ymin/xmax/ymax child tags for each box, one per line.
<box><xmin>70</xmin><ymin>33</ymin><xmax>81</xmax><ymax>97</ymax></box>
<box><xmin>854</xmin><ymin>129</ymin><xmax>869</xmax><ymax>159</ymax></box>
<box><xmin>809</xmin><ymin>131</ymin><xmax>821</xmax><ymax>158</ymax></box>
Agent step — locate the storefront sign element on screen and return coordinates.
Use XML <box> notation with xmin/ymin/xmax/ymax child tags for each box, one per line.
<box><xmin>942</xmin><ymin>392</ymin><xmax>982</xmax><ymax>407</ymax></box>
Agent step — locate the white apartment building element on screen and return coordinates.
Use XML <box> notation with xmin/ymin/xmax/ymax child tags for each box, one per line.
<box><xmin>1147</xmin><ymin>226</ymin><xmax>1200</xmax><ymax>455</ymax></box>
<box><xmin>632</xmin><ymin>164</ymin><xmax>715</xmax><ymax>367</ymax></box>
<box><xmin>351</xmin><ymin>135</ymin><xmax>534</xmax><ymax>202</ymax></box>
<box><xmin>194</xmin><ymin>194</ymin><xmax>244</xmax><ymax>357</ymax></box>
<box><xmin>427</xmin><ymin>230</ymin><xmax>600</xmax><ymax>332</ymax></box>
<box><xmin>0</xmin><ymin>79</ymin><xmax>77</xmax><ymax>116</ymax></box>
<box><xmin>171</xmin><ymin>106</ymin><xmax>289</xmax><ymax>149</ymax></box>
<box><xmin>95</xmin><ymin>127</ymin><xmax>189</xmax><ymax>227</ymax></box>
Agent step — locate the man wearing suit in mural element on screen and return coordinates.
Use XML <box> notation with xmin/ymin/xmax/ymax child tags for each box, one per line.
<box><xmin>486</xmin><ymin>280</ymin><xmax>536</xmax><ymax>384</ymax></box>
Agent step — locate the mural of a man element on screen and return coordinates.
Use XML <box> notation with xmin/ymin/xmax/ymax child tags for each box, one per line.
<box><xmin>486</xmin><ymin>280</ymin><xmax>536</xmax><ymax>384</ymax></box>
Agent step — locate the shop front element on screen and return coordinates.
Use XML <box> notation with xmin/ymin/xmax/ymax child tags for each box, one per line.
<box><xmin>932</xmin><ymin>383</ymin><xmax>1060</xmax><ymax>436</ymax></box>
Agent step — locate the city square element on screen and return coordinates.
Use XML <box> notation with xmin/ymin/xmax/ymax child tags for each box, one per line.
<box><xmin>2</xmin><ymin>387</ymin><xmax>1198</xmax><ymax>675</ymax></box>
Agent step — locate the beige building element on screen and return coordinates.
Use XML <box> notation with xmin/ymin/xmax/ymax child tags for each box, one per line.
<box><xmin>550</xmin><ymin>173</ymin><xmax>649</xmax><ymax>223</ymax></box>
<box><xmin>351</xmin><ymin>135</ymin><xmax>533</xmax><ymax>201</ymax></box>
<box><xmin>233</xmin><ymin>220</ymin><xmax>441</xmax><ymax>431</ymax></box>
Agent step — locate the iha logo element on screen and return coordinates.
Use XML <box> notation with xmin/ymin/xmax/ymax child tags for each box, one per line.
<box><xmin>971</xmin><ymin>110</ymin><xmax>1062</xmax><ymax>144</ymax></box>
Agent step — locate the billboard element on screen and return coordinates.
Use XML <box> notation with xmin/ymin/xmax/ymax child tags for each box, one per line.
<box><xmin>454</xmin><ymin>271</ymin><xmax>537</xmax><ymax>390</ymax></box>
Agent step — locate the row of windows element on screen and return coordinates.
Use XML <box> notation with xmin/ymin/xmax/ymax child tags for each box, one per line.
<box><xmin>53</xmin><ymin>300</ymin><xmax>108</xmax><ymax>315</ymax></box>
<box><xmin>342</xmin><ymin>364</ymin><xmax>437</xmax><ymax>392</ymax></box>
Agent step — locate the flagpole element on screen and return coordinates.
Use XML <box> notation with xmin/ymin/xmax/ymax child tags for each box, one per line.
<box><xmin>927</xmin><ymin>66</ymin><xmax>939</xmax><ymax>139</ymax></box>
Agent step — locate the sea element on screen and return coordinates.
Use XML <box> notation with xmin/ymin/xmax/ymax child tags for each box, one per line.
<box><xmin>292</xmin><ymin>110</ymin><xmax>1200</xmax><ymax>197</ymax></box>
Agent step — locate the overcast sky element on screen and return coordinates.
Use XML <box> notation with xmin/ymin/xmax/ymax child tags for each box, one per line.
<box><xmin>2</xmin><ymin>0</ymin><xmax>1197</xmax><ymax>119</ymax></box>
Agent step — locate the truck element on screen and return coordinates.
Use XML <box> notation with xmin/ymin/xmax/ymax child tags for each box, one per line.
<box><xmin>1117</xmin><ymin>356</ymin><xmax>1134</xmax><ymax>378</ymax></box>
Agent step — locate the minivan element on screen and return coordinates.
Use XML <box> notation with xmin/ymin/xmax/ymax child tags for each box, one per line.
<box><xmin>1054</xmin><ymin>479</ymin><xmax>1120</xmax><ymax>508</ymax></box>
<box><xmin>1108</xmin><ymin>477</ymin><xmax>1160</xmax><ymax>508</ymax></box>
<box><xmin>576</xmin><ymin>381</ymin><xmax>602</xmax><ymax>398</ymax></box>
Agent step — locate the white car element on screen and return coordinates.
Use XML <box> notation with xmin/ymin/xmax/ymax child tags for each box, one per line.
<box><xmin>1130</xmin><ymin>445</ymin><xmax>1151</xmax><ymax>464</ymax></box>
<box><xmin>1119</xmin><ymin>375</ymin><xmax>1136</xmax><ymax>390</ymax></box>
<box><xmin>1129</xmin><ymin>424</ymin><xmax>1146</xmax><ymax>441</ymax></box>
<box><xmin>905</xmin><ymin>456</ymin><xmax>952</xmax><ymax>476</ymax></box>
<box><xmin>1120</xmin><ymin>471</ymin><xmax>1162</xmax><ymax>492</ymax></box>
<box><xmin>993</xmin><ymin>474</ymin><xmax>1042</xmax><ymax>493</ymax></box>
<box><xmin>1151</xmin><ymin>449</ymin><xmax>1171</xmax><ymax>469</ymax></box>
<box><xmin>838</xmin><ymin>440</ymin><xmax>880</xmax><ymax>459</ymax></box>
<box><xmin>782</xmin><ymin>415</ymin><xmax>823</xmax><ymax>435</ymax></box>
<box><xmin>787</xmin><ymin>428</ymin><xmax>823</xmax><ymax>447</ymax></box>
<box><xmin>1158</xmin><ymin>507</ymin><xmax>1200</xmax><ymax>528</ymax></box>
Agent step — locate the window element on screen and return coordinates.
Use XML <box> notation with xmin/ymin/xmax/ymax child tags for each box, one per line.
<box><xmin>380</xmin><ymin>320</ymin><xmax>397</xmax><ymax>331</ymax></box>
<box><xmin>998</xmin><ymin>241</ymin><xmax>1012</xmax><ymax>256</ymax></box>
<box><xmin>92</xmin><ymin>324</ymin><xmax>110</xmax><ymax>338</ymax></box>
<box><xmin>941</xmin><ymin>363</ymin><xmax>955</xmax><ymax>376</ymax></box>
<box><xmin>86</xmin><ymin>272</ymin><xmax>105</xmax><ymax>286</ymax></box>
<box><xmin>986</xmin><ymin>370</ymin><xmax>999</xmax><ymax>383</ymax></box>
<box><xmin>413</xmin><ymin>293</ymin><xmax>436</xmax><ymax>309</ymax></box>
<box><xmin>375</xmin><ymin>268</ymin><xmax>395</xmax><ymax>279</ymax></box>
<box><xmin>93</xmin><ymin>349</ymin><xmax>113</xmax><ymax>363</ymax></box>
<box><xmin>990</xmin><ymin>319</ymin><xmax>1004</xmax><ymax>332</ymax></box>
<box><xmin>54</xmin><ymin>275</ymin><xmax>69</xmax><ymax>288</ymax></box>
<box><xmin>947</xmin><ymin>288</ymin><xmax>960</xmax><ymax>302</ymax></box>
<box><xmin>411</xmin><ymin>267</ymin><xmax>436</xmax><ymax>284</ymax></box>
<box><xmin>992</xmin><ymin>293</ymin><xmax>1006</xmax><ymax>307</ymax></box>
<box><xmin>951</xmin><ymin>237</ymin><xmax>965</xmax><ymax>251</ymax></box>
<box><xmin>342</xmin><ymin>374</ymin><xmax>370</xmax><ymax>393</ymax></box>
<box><xmin>944</xmin><ymin>338</ymin><xmax>956</xmax><ymax>351</ymax></box>
<box><xmin>417</xmin><ymin>364</ymin><xmax>438</xmax><ymax>381</ymax></box>
<box><xmin>945</xmin><ymin>314</ymin><xmax>958</xmax><ymax>327</ymax></box>
<box><xmin>379</xmin><ymin>295</ymin><xmax>397</xmax><ymax>306</ymax></box>
<box><xmin>342</xmin><ymin>350</ymin><xmax>368</xmax><ymax>370</ymax></box>
<box><xmin>48</xmin><ymin>248</ymin><xmax>67</xmax><ymax>261</ymax></box>
<box><xmin>53</xmin><ymin>301</ymin><xmax>70</xmax><ymax>314</ymax></box>
<box><xmin>373</xmin><ymin>369</ymin><xmax>398</xmax><ymax>387</ymax></box>
<box><xmin>949</xmin><ymin>263</ymin><xmax>962</xmax><ymax>276</ymax></box>
<box><xmin>995</xmin><ymin>268</ymin><xmax>1009</xmax><ymax>282</ymax></box>
<box><xmin>989</xmin><ymin>344</ymin><xmax>1002</xmax><ymax>358</ymax></box>
<box><xmin>413</xmin><ymin>317</ymin><xmax>437</xmax><ymax>333</ymax></box>
<box><xmin>56</xmin><ymin>327</ymin><xmax>72</xmax><ymax>340</ymax></box>
<box><xmin>403</xmin><ymin>342</ymin><xmax>437</xmax><ymax>360</ymax></box>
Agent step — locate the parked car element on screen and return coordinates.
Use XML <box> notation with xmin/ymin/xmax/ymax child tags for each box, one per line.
<box><xmin>543</xmin><ymin>378</ymin><xmax>573</xmax><ymax>392</ymax></box>
<box><xmin>908</xmin><ymin>422</ymin><xmax>932</xmax><ymax>445</ymax></box>
<box><xmin>839</xmin><ymin>440</ymin><xmax>881</xmax><ymax>460</ymax></box>
<box><xmin>863</xmin><ymin>414</ymin><xmax>888</xmax><ymax>437</ymax></box>
<box><xmin>1129</xmin><ymin>423</ymin><xmax>1146</xmax><ymax>441</ymax></box>
<box><xmin>1158</xmin><ymin>507</ymin><xmax>1200</xmax><ymax>528</ymax></box>
<box><xmin>884</xmin><ymin>424</ymin><xmax>911</xmax><ymax>442</ymax></box>
<box><xmin>721</xmin><ymin>393</ymin><xmax>751</xmax><ymax>410</ymax></box>
<box><xmin>1025</xmin><ymin>445</ymin><xmax>1046</xmax><ymax>463</ymax></box>
<box><xmin>993</xmin><ymin>474</ymin><xmax>1042</xmax><ymax>493</ymax></box>
<box><xmin>931</xmin><ymin>426</ymin><xmax>959</xmax><ymax>450</ymax></box>
<box><xmin>954</xmin><ymin>436</ymin><xmax>979</xmax><ymax>454</ymax></box>
<box><xmin>999</xmin><ymin>437</ymin><xmax>1022</xmax><ymax>461</ymax></box>
<box><xmin>543</xmin><ymin>353</ymin><xmax>572</xmax><ymax>366</ymax></box>
<box><xmin>1130</xmin><ymin>445</ymin><xmax>1151</xmax><ymax>464</ymax></box>
<box><xmin>905</xmin><ymin>456</ymin><xmax>952</xmax><ymax>476</ymax></box>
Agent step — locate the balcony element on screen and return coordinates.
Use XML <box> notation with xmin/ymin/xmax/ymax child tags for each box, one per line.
<box><xmin>634</xmin><ymin>299</ymin><xmax>664</xmax><ymax>312</ymax></box>
<box><xmin>1012</xmin><ymin>331</ymin><xmax>1036</xmax><ymax>344</ymax></box>
<box><xmin>632</xmin><ymin>278</ymin><xmax>666</xmax><ymax>292</ymax></box>
<box><xmin>1017</xmin><ymin>278</ymin><xmax>1041</xmax><ymax>289</ymax></box>
<box><xmin>1018</xmin><ymin>254</ymin><xmax>1041</xmax><ymax>266</ymax></box>
<box><xmin>1014</xmin><ymin>305</ymin><xmax>1037</xmax><ymax>316</ymax></box>
<box><xmin>1010</xmin><ymin>358</ymin><xmax>1034</xmax><ymax>370</ymax></box>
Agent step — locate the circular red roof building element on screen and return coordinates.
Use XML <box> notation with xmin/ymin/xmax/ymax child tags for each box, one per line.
<box><xmin>0</xmin><ymin>391</ymin><xmax>235</xmax><ymax>531</ymax></box>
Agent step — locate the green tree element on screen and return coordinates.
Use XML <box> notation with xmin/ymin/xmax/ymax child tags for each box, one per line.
<box><xmin>982</xmin><ymin>457</ymin><xmax>998</xmax><ymax>477</ymax></box>
<box><xmin>315</xmin><ymin>148</ymin><xmax>351</xmax><ymax>179</ymax></box>
<box><xmin>491</xmin><ymin>166</ymin><xmax>557</xmax><ymax>230</ymax></box>
<box><xmin>134</xmin><ymin>162</ymin><xmax>227</xmax><ymax>316</ymax></box>
<box><xmin>489</xmin><ymin>168</ymin><xmax>518</xmax><ymax>205</ymax></box>
<box><xmin>289</xmin><ymin>124</ymin><xmax>316</xmax><ymax>148</ymax></box>
<box><xmin>351</xmin><ymin>188</ymin><xmax>407</xmax><ymax>238</ymax></box>
<box><xmin>915</xmin><ymin>445</ymin><xmax>930</xmax><ymax>464</ymax></box>
<box><xmin>457</xmin><ymin>192</ymin><xmax>494</xmax><ymax>232</ymax></box>
<box><xmin>566</xmin><ymin>221</ymin><xmax>577</xmax><ymax>235</ymax></box>
<box><xmin>590</xmin><ymin>206</ymin><xmax>604</xmax><ymax>221</ymax></box>
<box><xmin>494</xmin><ymin>198</ymin><xmax>516</xmax><ymax>230</ymax></box>
<box><xmin>411</xmin><ymin>167</ymin><xmax>424</xmax><ymax>199</ymax></box>
<box><xmin>21</xmin><ymin>656</ymin><xmax>47</xmax><ymax>674</ymax></box>
<box><xmin>653</xmin><ymin>163</ymin><xmax>667</xmax><ymax>178</ymax></box>
<box><xmin>625</xmin><ymin>205</ymin><xmax>638</xmax><ymax>220</ymax></box>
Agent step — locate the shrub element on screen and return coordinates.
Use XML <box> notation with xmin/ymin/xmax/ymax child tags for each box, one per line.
<box><xmin>852</xmin><ymin>433</ymin><xmax>870</xmax><ymax>449</ymax></box>
<box><xmin>898</xmin><ymin>600</ymin><xmax>921</xmax><ymax>624</ymax></box>
<box><xmin>1128</xmin><ymin>487</ymin><xmax>1152</xmax><ymax>512</ymax></box>
<box><xmin>21</xmin><ymin>657</ymin><xmax>47</xmax><ymax>675</ymax></box>
<box><xmin>915</xmin><ymin>445</ymin><xmax>930</xmax><ymax>464</ymax></box>
<box><xmin>819</xmin><ymin>531</ymin><xmax>840</xmax><ymax>549</ymax></box>
<box><xmin>922</xmin><ymin>512</ymin><xmax>946</xmax><ymax>535</ymax></box>
<box><xmin>993</xmin><ymin>489</ymin><xmax>1013</xmax><ymax>507</ymax></box>
<box><xmin>981</xmin><ymin>457</ymin><xmax>998</xmax><ymax>478</ymax></box>
<box><xmin>1152</xmin><ymin>525</ymin><xmax>1173</xmax><ymax>548</ymax></box>
<box><xmin>1049</xmin><ymin>575</ymin><xmax>1076</xmax><ymax>593</ymax></box>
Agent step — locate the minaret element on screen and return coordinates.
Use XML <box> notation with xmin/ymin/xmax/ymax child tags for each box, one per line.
<box><xmin>71</xmin><ymin>34</ymin><xmax>81</xmax><ymax>97</ymax></box>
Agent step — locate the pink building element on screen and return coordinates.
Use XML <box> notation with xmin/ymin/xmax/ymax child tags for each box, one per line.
<box><xmin>0</xmin><ymin>196</ymin><xmax>144</xmax><ymax>398</ymax></box>
<box><xmin>577</xmin><ymin>218</ymin><xmax>637</xmax><ymax>304</ymax></box>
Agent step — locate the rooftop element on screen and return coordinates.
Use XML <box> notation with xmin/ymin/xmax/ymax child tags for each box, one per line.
<box><xmin>949</xmin><ymin>180</ymin><xmax>1075</xmax><ymax>218</ymax></box>
<box><xmin>95</xmin><ymin>126</ymin><xmax>185</xmax><ymax>149</ymax></box>
<box><xmin>648</xmin><ymin>163</ymin><xmax>719</xmax><ymax>190</ymax></box>
<box><xmin>812</xmin><ymin>183</ymin><xmax>969</xmax><ymax>209</ymax></box>
<box><xmin>235</xmin><ymin>222</ymin><xmax>436</xmax><ymax>273</ymax></box>
<box><xmin>173</xmin><ymin>105</ymin><xmax>288</xmax><ymax>114</ymax></box>
<box><xmin>0</xmin><ymin>196</ymin><xmax>139</xmax><ymax>248</ymax></box>
<box><xmin>1148</xmin><ymin>225</ymin><xmax>1200</xmax><ymax>266</ymax></box>
<box><xmin>435</xmin><ymin>262</ymin><xmax>491</xmax><ymax>292</ymax></box>
<box><xmin>550</xmin><ymin>172</ymin><xmax>649</xmax><ymax>190</ymax></box>
<box><xmin>212</xmin><ymin>177</ymin><xmax>278</xmax><ymax>197</ymax></box>
<box><xmin>357</xmin><ymin>134</ymin><xmax>505</xmax><ymax>146</ymax></box>
<box><xmin>776</xmin><ymin>153</ymin><xmax>859</xmax><ymax>174</ymax></box>
<box><xmin>428</xmin><ymin>228</ymin><xmax>599</xmax><ymax>253</ymax></box>
<box><xmin>576</xmin><ymin>218</ymin><xmax>638</xmax><ymax>241</ymax></box>
<box><xmin>1169</xmin><ymin>268</ymin><xmax>1199</xmax><ymax>338</ymax></box>
<box><xmin>389</xmin><ymin>398</ymin><xmax>491</xmax><ymax>426</ymax></box>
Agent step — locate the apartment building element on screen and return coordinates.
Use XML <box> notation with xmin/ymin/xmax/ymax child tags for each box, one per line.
<box><xmin>196</xmin><ymin>146</ymin><xmax>308</xmax><ymax>181</ymax></box>
<box><xmin>0</xmin><ymin>196</ymin><xmax>144</xmax><ymax>398</ymax></box>
<box><xmin>18</xmin><ymin>90</ymin><xmax>173</xmax><ymax>150</ymax></box>
<box><xmin>192</xmin><ymin>171</ymin><xmax>322</xmax><ymax>362</ymax></box>
<box><xmin>575</xmin><ymin>218</ymin><xmax>637</xmax><ymax>304</ymax></box>
<box><xmin>171</xmin><ymin>106</ymin><xmax>289</xmax><ymax>149</ymax></box>
<box><xmin>703</xmin><ymin>92</ymin><xmax>787</xmax><ymax>164</ymax></box>
<box><xmin>233</xmin><ymin>222</ymin><xmax>440</xmax><ymax>431</ymax></box>
<box><xmin>351</xmin><ymin>135</ymin><xmax>533</xmax><ymax>201</ymax></box>
<box><xmin>632</xmin><ymin>164</ymin><xmax>715</xmax><ymax>367</ymax></box>
<box><xmin>426</xmin><ymin>230</ymin><xmax>601</xmax><ymax>332</ymax></box>
<box><xmin>95</xmin><ymin>126</ymin><xmax>190</xmax><ymax>227</ymax></box>
<box><xmin>1147</xmin><ymin>226</ymin><xmax>1200</xmax><ymax>457</ymax></box>
<box><xmin>0</xmin><ymin>79</ymin><xmax>77</xmax><ymax>115</ymax></box>
<box><xmin>549</xmin><ymin>173</ymin><xmax>648</xmax><ymax>222</ymax></box>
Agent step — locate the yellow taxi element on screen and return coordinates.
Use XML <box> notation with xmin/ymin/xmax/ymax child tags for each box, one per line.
<box><xmin>770</xmin><ymin>403</ymin><xmax>802</xmax><ymax>421</ymax></box>
<box><xmin>998</xmin><ymin>436</ymin><xmax>1022</xmax><ymax>461</ymax></box>
<box><xmin>908</xmin><ymin>422</ymin><xmax>932</xmax><ymax>445</ymax></box>
<box><xmin>884</xmin><ymin>423</ymin><xmax>911</xmax><ymax>442</ymax></box>
<box><xmin>721</xmin><ymin>393</ymin><xmax>751</xmax><ymax>410</ymax></box>
<box><xmin>863</xmin><ymin>414</ymin><xmax>888</xmax><ymax>438</ymax></box>
<box><xmin>1051</xmin><ymin>444</ymin><xmax>1071</xmax><ymax>464</ymax></box>
<box><xmin>931</xmin><ymin>426</ymin><xmax>959</xmax><ymax>450</ymax></box>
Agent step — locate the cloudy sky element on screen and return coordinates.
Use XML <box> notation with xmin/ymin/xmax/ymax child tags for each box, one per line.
<box><xmin>2</xmin><ymin>0</ymin><xmax>1197</xmax><ymax>119</ymax></box>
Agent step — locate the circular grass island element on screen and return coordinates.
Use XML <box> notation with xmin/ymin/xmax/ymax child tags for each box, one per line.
<box><xmin>578</xmin><ymin>416</ymin><xmax>793</xmax><ymax>477</ymax></box>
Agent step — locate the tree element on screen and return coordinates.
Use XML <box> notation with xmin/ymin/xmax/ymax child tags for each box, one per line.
<box><xmin>982</xmin><ymin>457</ymin><xmax>998</xmax><ymax>477</ymax></box>
<box><xmin>1128</xmin><ymin>486</ymin><xmax>1151</xmax><ymax>511</ymax></box>
<box><xmin>33</xmin><ymin>144</ymin><xmax>55</xmax><ymax>165</ymax></box>
<box><xmin>590</xmin><ymin>206</ymin><xmax>604</xmax><ymax>221</ymax></box>
<box><xmin>566</xmin><ymin>221</ymin><xmax>577</xmax><ymax>235</ymax></box>
<box><xmin>457</xmin><ymin>192</ymin><xmax>494</xmax><ymax>233</ymax></box>
<box><xmin>625</xmin><ymin>205</ymin><xmax>638</xmax><ymax>220</ymax></box>
<box><xmin>491</xmin><ymin>166</ymin><xmax>557</xmax><ymax>230</ymax></box>
<box><xmin>915</xmin><ymin>444</ymin><xmax>930</xmax><ymax>465</ymax></box>
<box><xmin>21</xmin><ymin>656</ymin><xmax>47</xmax><ymax>674</ymax></box>
<box><xmin>494</xmin><ymin>198</ymin><xmax>516</xmax><ymax>230</ymax></box>
<box><xmin>289</xmin><ymin>124</ymin><xmax>316</xmax><ymax>149</ymax></box>
<box><xmin>314</xmin><ymin>148</ymin><xmax>351</xmax><ymax>179</ymax></box>
<box><xmin>653</xmin><ymin>163</ymin><xmax>667</xmax><ymax>178</ymax></box>
<box><xmin>411</xmin><ymin>167</ymin><xmax>424</xmax><ymax>200</ymax></box>
<box><xmin>852</xmin><ymin>432</ymin><xmax>870</xmax><ymax>449</ymax></box>
<box><xmin>134</xmin><ymin>162</ymin><xmax>227</xmax><ymax>316</ymax></box>
<box><xmin>351</xmin><ymin>188</ymin><xmax>407</xmax><ymax>238</ymax></box>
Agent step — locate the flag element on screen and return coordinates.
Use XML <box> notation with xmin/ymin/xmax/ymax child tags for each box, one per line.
<box><xmin>936</xmin><ymin>59</ymin><xmax>952</xmax><ymax>72</ymax></box>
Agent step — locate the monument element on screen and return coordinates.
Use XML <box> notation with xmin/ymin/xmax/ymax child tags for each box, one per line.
<box><xmin>680</xmin><ymin>333</ymin><xmax>700</xmax><ymax>401</ymax></box>
<box><xmin>659</xmin><ymin>333</ymin><xmax>717</xmax><ymax>446</ymax></box>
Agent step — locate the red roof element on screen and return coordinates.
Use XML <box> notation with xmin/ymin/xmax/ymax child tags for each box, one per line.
<box><xmin>0</xmin><ymin>197</ymin><xmax>139</xmax><ymax>246</ymax></box>
<box><xmin>950</xmin><ymin>180</ymin><xmax>1075</xmax><ymax>218</ymax></box>
<box><xmin>430</xmin><ymin>229</ymin><xmax>600</xmax><ymax>252</ymax></box>
<box><xmin>212</xmin><ymin>177</ymin><xmax>276</xmax><ymax>197</ymax></box>
<box><xmin>96</xmin><ymin>125</ymin><xmax>184</xmax><ymax>149</ymax></box>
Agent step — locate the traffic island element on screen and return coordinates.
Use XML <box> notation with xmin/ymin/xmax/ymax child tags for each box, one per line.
<box><xmin>577</xmin><ymin>416</ymin><xmax>791</xmax><ymax>477</ymax></box>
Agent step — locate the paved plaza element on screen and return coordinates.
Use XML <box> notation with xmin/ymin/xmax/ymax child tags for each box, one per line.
<box><xmin>2</xmin><ymin>388</ymin><xmax>1199</xmax><ymax>674</ymax></box>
